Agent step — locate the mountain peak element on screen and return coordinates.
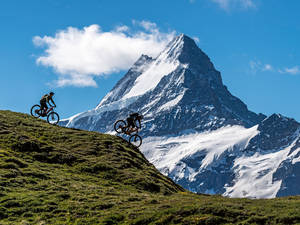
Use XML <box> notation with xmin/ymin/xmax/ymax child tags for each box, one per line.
<box><xmin>151</xmin><ymin>33</ymin><xmax>215</xmax><ymax>79</ymax></box>
<box><xmin>130</xmin><ymin>54</ymin><xmax>154</xmax><ymax>72</ymax></box>
<box><xmin>66</xmin><ymin>33</ymin><xmax>265</xmax><ymax>132</ymax></box>
<box><xmin>179</xmin><ymin>33</ymin><xmax>198</xmax><ymax>44</ymax></box>
<box><xmin>243</xmin><ymin>113</ymin><xmax>300</xmax><ymax>152</ymax></box>
<box><xmin>171</xmin><ymin>33</ymin><xmax>196</xmax><ymax>45</ymax></box>
<box><xmin>259</xmin><ymin>113</ymin><xmax>299</xmax><ymax>133</ymax></box>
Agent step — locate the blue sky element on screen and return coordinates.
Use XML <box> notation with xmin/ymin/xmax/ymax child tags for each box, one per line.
<box><xmin>1</xmin><ymin>0</ymin><xmax>300</xmax><ymax>121</ymax></box>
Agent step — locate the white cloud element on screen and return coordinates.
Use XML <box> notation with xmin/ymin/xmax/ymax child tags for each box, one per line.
<box><xmin>211</xmin><ymin>0</ymin><xmax>256</xmax><ymax>10</ymax></box>
<box><xmin>249</xmin><ymin>61</ymin><xmax>274</xmax><ymax>74</ymax></box>
<box><xmin>262</xmin><ymin>64</ymin><xmax>273</xmax><ymax>72</ymax></box>
<box><xmin>33</xmin><ymin>21</ymin><xmax>175</xmax><ymax>87</ymax></box>
<box><xmin>279</xmin><ymin>66</ymin><xmax>300</xmax><ymax>75</ymax></box>
<box><xmin>250</xmin><ymin>60</ymin><xmax>300</xmax><ymax>76</ymax></box>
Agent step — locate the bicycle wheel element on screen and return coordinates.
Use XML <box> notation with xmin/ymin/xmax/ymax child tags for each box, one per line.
<box><xmin>129</xmin><ymin>134</ymin><xmax>142</xmax><ymax>147</ymax></box>
<box><xmin>47</xmin><ymin>112</ymin><xmax>60</xmax><ymax>125</ymax></box>
<box><xmin>30</xmin><ymin>105</ymin><xmax>41</xmax><ymax>118</ymax></box>
<box><xmin>114</xmin><ymin>120</ymin><xmax>126</xmax><ymax>134</ymax></box>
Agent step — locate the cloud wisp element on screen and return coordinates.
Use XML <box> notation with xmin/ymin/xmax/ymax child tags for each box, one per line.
<box><xmin>279</xmin><ymin>66</ymin><xmax>300</xmax><ymax>75</ymax></box>
<box><xmin>33</xmin><ymin>21</ymin><xmax>175</xmax><ymax>87</ymax></box>
<box><xmin>210</xmin><ymin>0</ymin><xmax>256</xmax><ymax>11</ymax></box>
<box><xmin>250</xmin><ymin>60</ymin><xmax>300</xmax><ymax>76</ymax></box>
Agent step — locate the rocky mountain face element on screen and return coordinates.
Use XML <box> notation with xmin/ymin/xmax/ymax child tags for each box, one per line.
<box><xmin>62</xmin><ymin>34</ymin><xmax>300</xmax><ymax>198</ymax></box>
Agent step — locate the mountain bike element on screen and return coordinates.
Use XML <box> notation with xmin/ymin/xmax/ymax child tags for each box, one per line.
<box><xmin>114</xmin><ymin>119</ymin><xmax>142</xmax><ymax>147</ymax></box>
<box><xmin>30</xmin><ymin>104</ymin><xmax>60</xmax><ymax>125</ymax></box>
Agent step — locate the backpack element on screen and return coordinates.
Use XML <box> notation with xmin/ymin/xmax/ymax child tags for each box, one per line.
<box><xmin>41</xmin><ymin>94</ymin><xmax>49</xmax><ymax>102</ymax></box>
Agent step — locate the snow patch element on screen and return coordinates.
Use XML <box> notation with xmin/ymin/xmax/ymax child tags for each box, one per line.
<box><xmin>142</xmin><ymin>125</ymin><xmax>259</xmax><ymax>173</ymax></box>
<box><xmin>123</xmin><ymin>35</ymin><xmax>184</xmax><ymax>99</ymax></box>
<box><xmin>158</xmin><ymin>94</ymin><xmax>184</xmax><ymax>112</ymax></box>
<box><xmin>224</xmin><ymin>140</ymin><xmax>298</xmax><ymax>199</ymax></box>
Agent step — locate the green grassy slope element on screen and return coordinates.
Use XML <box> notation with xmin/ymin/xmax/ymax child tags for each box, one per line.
<box><xmin>0</xmin><ymin>110</ymin><xmax>300</xmax><ymax>225</ymax></box>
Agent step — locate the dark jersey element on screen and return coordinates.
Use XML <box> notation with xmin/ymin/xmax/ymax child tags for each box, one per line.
<box><xmin>40</xmin><ymin>94</ymin><xmax>55</xmax><ymax>107</ymax></box>
<box><xmin>129</xmin><ymin>113</ymin><xmax>139</xmax><ymax>119</ymax></box>
<box><xmin>127</xmin><ymin>113</ymin><xmax>142</xmax><ymax>128</ymax></box>
<box><xmin>40</xmin><ymin>94</ymin><xmax>52</xmax><ymax>103</ymax></box>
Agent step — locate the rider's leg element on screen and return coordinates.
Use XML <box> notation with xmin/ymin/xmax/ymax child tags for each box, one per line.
<box><xmin>128</xmin><ymin>125</ymin><xmax>138</xmax><ymax>135</ymax></box>
<box><xmin>126</xmin><ymin>118</ymin><xmax>132</xmax><ymax>127</ymax></box>
<box><xmin>42</xmin><ymin>104</ymin><xmax>48</xmax><ymax>116</ymax></box>
<box><xmin>127</xmin><ymin>127</ymin><xmax>135</xmax><ymax>135</ymax></box>
<box><xmin>40</xmin><ymin>101</ymin><xmax>46</xmax><ymax>116</ymax></box>
<box><xmin>126</xmin><ymin>118</ymin><xmax>135</xmax><ymax>134</ymax></box>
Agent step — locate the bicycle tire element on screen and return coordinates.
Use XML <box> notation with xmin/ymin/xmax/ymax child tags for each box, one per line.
<box><xmin>30</xmin><ymin>104</ymin><xmax>41</xmax><ymax>118</ymax></box>
<box><xmin>114</xmin><ymin>120</ymin><xmax>126</xmax><ymax>134</ymax></box>
<box><xmin>47</xmin><ymin>112</ymin><xmax>60</xmax><ymax>125</ymax></box>
<box><xmin>129</xmin><ymin>134</ymin><xmax>142</xmax><ymax>147</ymax></box>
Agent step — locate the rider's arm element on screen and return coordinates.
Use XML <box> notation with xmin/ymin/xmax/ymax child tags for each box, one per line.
<box><xmin>136</xmin><ymin>118</ymin><xmax>141</xmax><ymax>126</ymax></box>
<box><xmin>49</xmin><ymin>98</ymin><xmax>56</xmax><ymax>107</ymax></box>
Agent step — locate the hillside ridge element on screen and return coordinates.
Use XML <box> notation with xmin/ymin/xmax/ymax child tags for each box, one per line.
<box><xmin>1</xmin><ymin>110</ymin><xmax>300</xmax><ymax>224</ymax></box>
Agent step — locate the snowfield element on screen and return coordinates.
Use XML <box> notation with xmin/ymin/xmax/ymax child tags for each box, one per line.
<box><xmin>123</xmin><ymin>34</ymin><xmax>183</xmax><ymax>99</ymax></box>
<box><xmin>142</xmin><ymin>125</ymin><xmax>259</xmax><ymax>171</ymax></box>
<box><xmin>224</xmin><ymin>148</ymin><xmax>290</xmax><ymax>199</ymax></box>
<box><xmin>141</xmin><ymin>125</ymin><xmax>299</xmax><ymax>199</ymax></box>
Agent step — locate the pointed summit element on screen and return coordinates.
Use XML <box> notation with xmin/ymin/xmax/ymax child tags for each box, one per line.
<box><xmin>161</xmin><ymin>34</ymin><xmax>215</xmax><ymax>73</ymax></box>
<box><xmin>157</xmin><ymin>34</ymin><xmax>214</xmax><ymax>70</ymax></box>
<box><xmin>64</xmin><ymin>33</ymin><xmax>265</xmax><ymax>132</ymax></box>
<box><xmin>98</xmin><ymin>34</ymin><xmax>221</xmax><ymax>107</ymax></box>
<box><xmin>179</xmin><ymin>35</ymin><xmax>215</xmax><ymax>73</ymax></box>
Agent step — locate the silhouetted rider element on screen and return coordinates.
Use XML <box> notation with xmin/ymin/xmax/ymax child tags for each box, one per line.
<box><xmin>40</xmin><ymin>92</ymin><xmax>56</xmax><ymax>116</ymax></box>
<box><xmin>126</xmin><ymin>112</ymin><xmax>143</xmax><ymax>133</ymax></box>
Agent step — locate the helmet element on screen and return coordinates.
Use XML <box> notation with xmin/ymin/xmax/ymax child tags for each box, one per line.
<box><xmin>49</xmin><ymin>92</ymin><xmax>54</xmax><ymax>95</ymax></box>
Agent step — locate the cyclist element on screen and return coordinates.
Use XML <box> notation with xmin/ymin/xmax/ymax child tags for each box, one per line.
<box><xmin>125</xmin><ymin>112</ymin><xmax>143</xmax><ymax>134</ymax></box>
<box><xmin>40</xmin><ymin>92</ymin><xmax>56</xmax><ymax>116</ymax></box>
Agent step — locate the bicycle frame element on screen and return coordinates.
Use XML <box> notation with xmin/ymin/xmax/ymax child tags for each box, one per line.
<box><xmin>125</xmin><ymin>127</ymin><xmax>139</xmax><ymax>135</ymax></box>
<box><xmin>44</xmin><ymin>106</ymin><xmax>55</xmax><ymax>114</ymax></box>
<box><xmin>114</xmin><ymin>118</ymin><xmax>142</xmax><ymax>136</ymax></box>
<box><xmin>40</xmin><ymin>106</ymin><xmax>55</xmax><ymax>116</ymax></box>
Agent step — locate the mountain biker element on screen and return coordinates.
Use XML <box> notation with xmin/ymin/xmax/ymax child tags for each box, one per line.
<box><xmin>125</xmin><ymin>112</ymin><xmax>143</xmax><ymax>134</ymax></box>
<box><xmin>40</xmin><ymin>92</ymin><xmax>56</xmax><ymax>116</ymax></box>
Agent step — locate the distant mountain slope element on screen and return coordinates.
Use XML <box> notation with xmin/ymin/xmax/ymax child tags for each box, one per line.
<box><xmin>61</xmin><ymin>34</ymin><xmax>300</xmax><ymax>199</ymax></box>
<box><xmin>142</xmin><ymin>114</ymin><xmax>300</xmax><ymax>198</ymax></box>
<box><xmin>1</xmin><ymin>110</ymin><xmax>300</xmax><ymax>224</ymax></box>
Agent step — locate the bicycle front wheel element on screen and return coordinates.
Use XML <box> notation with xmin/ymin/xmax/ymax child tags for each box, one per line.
<box><xmin>129</xmin><ymin>134</ymin><xmax>142</xmax><ymax>147</ymax></box>
<box><xmin>114</xmin><ymin>120</ymin><xmax>126</xmax><ymax>134</ymax></box>
<box><xmin>47</xmin><ymin>112</ymin><xmax>60</xmax><ymax>125</ymax></box>
<box><xmin>30</xmin><ymin>105</ymin><xmax>41</xmax><ymax>118</ymax></box>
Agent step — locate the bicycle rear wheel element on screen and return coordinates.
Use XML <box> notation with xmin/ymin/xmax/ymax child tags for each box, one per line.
<box><xmin>30</xmin><ymin>105</ymin><xmax>41</xmax><ymax>118</ymax></box>
<box><xmin>47</xmin><ymin>112</ymin><xmax>60</xmax><ymax>125</ymax></box>
<box><xmin>114</xmin><ymin>120</ymin><xmax>126</xmax><ymax>134</ymax></box>
<box><xmin>129</xmin><ymin>134</ymin><xmax>142</xmax><ymax>147</ymax></box>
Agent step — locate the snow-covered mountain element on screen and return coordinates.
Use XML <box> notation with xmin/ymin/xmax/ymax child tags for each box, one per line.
<box><xmin>61</xmin><ymin>34</ymin><xmax>300</xmax><ymax>198</ymax></box>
